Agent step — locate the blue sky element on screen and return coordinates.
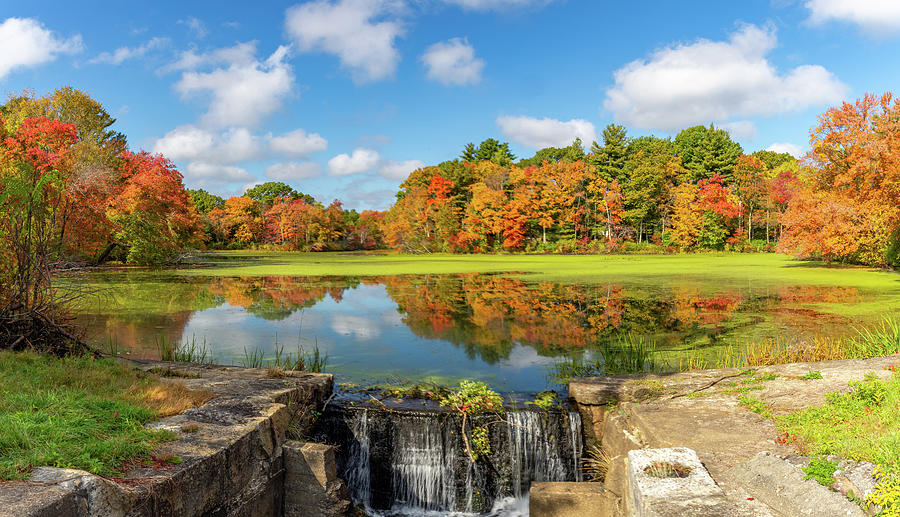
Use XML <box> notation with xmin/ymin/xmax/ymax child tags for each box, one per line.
<box><xmin>2</xmin><ymin>0</ymin><xmax>899</xmax><ymax>209</ymax></box>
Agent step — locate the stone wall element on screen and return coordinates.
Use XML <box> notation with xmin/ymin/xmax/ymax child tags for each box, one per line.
<box><xmin>0</xmin><ymin>361</ymin><xmax>349</xmax><ymax>517</ymax></box>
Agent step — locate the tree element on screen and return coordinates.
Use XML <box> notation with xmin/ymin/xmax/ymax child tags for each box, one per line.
<box><xmin>621</xmin><ymin>137</ymin><xmax>681</xmax><ymax>242</ymax></box>
<box><xmin>589</xmin><ymin>124</ymin><xmax>629</xmax><ymax>183</ymax></box>
<box><xmin>780</xmin><ymin>92</ymin><xmax>900</xmax><ymax>266</ymax></box>
<box><xmin>460</xmin><ymin>139</ymin><xmax>515</xmax><ymax>166</ymax></box>
<box><xmin>751</xmin><ymin>150</ymin><xmax>795</xmax><ymax>170</ymax></box>
<box><xmin>107</xmin><ymin>152</ymin><xmax>202</xmax><ymax>264</ymax></box>
<box><xmin>669</xmin><ymin>182</ymin><xmax>701</xmax><ymax>249</ymax></box>
<box><xmin>188</xmin><ymin>189</ymin><xmax>225</xmax><ymax>214</ymax></box>
<box><xmin>245</xmin><ymin>181</ymin><xmax>317</xmax><ymax>207</ymax></box>
<box><xmin>517</xmin><ymin>138</ymin><xmax>585</xmax><ymax>167</ymax></box>
<box><xmin>673</xmin><ymin>125</ymin><xmax>743</xmax><ymax>182</ymax></box>
<box><xmin>732</xmin><ymin>155</ymin><xmax>769</xmax><ymax>241</ymax></box>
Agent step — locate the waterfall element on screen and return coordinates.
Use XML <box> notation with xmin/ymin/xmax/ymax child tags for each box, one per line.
<box><xmin>312</xmin><ymin>405</ymin><xmax>583</xmax><ymax>516</ymax></box>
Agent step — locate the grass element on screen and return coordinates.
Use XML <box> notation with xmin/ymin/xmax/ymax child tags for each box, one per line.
<box><xmin>777</xmin><ymin>371</ymin><xmax>900</xmax><ymax>473</ymax></box>
<box><xmin>0</xmin><ymin>351</ymin><xmax>214</xmax><ymax>480</ymax></box>
<box><xmin>239</xmin><ymin>338</ymin><xmax>328</xmax><ymax>373</ymax></box>
<box><xmin>156</xmin><ymin>335</ymin><xmax>213</xmax><ymax>364</ymax></box>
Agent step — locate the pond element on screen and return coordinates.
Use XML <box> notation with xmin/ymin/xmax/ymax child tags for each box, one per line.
<box><xmin>67</xmin><ymin>253</ymin><xmax>900</xmax><ymax>393</ymax></box>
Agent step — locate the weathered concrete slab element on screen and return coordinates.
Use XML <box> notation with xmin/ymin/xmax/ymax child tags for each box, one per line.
<box><xmin>573</xmin><ymin>355</ymin><xmax>900</xmax><ymax>516</ymax></box>
<box><xmin>529</xmin><ymin>482</ymin><xmax>616</xmax><ymax>517</ymax></box>
<box><xmin>0</xmin><ymin>362</ymin><xmax>334</xmax><ymax>517</ymax></box>
<box><xmin>723</xmin><ymin>452</ymin><xmax>867</xmax><ymax>517</ymax></box>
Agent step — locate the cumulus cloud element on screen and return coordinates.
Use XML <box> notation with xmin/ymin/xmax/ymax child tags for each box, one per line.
<box><xmin>496</xmin><ymin>115</ymin><xmax>597</xmax><ymax>149</ymax></box>
<box><xmin>328</xmin><ymin>148</ymin><xmax>380</xmax><ymax>176</ymax></box>
<box><xmin>89</xmin><ymin>37</ymin><xmax>168</xmax><ymax>65</ymax></box>
<box><xmin>442</xmin><ymin>0</ymin><xmax>554</xmax><ymax>11</ymax></box>
<box><xmin>719</xmin><ymin>120</ymin><xmax>757</xmax><ymax>140</ymax></box>
<box><xmin>421</xmin><ymin>38</ymin><xmax>485</xmax><ymax>86</ymax></box>
<box><xmin>285</xmin><ymin>0</ymin><xmax>405</xmax><ymax>83</ymax></box>
<box><xmin>174</xmin><ymin>43</ymin><xmax>294</xmax><ymax>128</ymax></box>
<box><xmin>183</xmin><ymin>161</ymin><xmax>256</xmax><ymax>189</ymax></box>
<box><xmin>152</xmin><ymin>125</ymin><xmax>263</xmax><ymax>163</ymax></box>
<box><xmin>0</xmin><ymin>17</ymin><xmax>82</xmax><ymax>80</ymax></box>
<box><xmin>269</xmin><ymin>129</ymin><xmax>328</xmax><ymax>156</ymax></box>
<box><xmin>806</xmin><ymin>0</ymin><xmax>900</xmax><ymax>32</ymax></box>
<box><xmin>264</xmin><ymin>161</ymin><xmax>322</xmax><ymax>181</ymax></box>
<box><xmin>604</xmin><ymin>24</ymin><xmax>848</xmax><ymax>132</ymax></box>
<box><xmin>379</xmin><ymin>159</ymin><xmax>424</xmax><ymax>180</ymax></box>
<box><xmin>766</xmin><ymin>142</ymin><xmax>804</xmax><ymax>158</ymax></box>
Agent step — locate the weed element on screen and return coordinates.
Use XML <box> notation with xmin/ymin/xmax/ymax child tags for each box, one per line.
<box><xmin>738</xmin><ymin>394</ymin><xmax>772</xmax><ymax>419</ymax></box>
<box><xmin>526</xmin><ymin>391</ymin><xmax>559</xmax><ymax>410</ymax></box>
<box><xmin>440</xmin><ymin>381</ymin><xmax>505</xmax><ymax>461</ymax></box>
<box><xmin>644</xmin><ymin>461</ymin><xmax>692</xmax><ymax>478</ymax></box>
<box><xmin>156</xmin><ymin>335</ymin><xmax>212</xmax><ymax>364</ymax></box>
<box><xmin>582</xmin><ymin>444</ymin><xmax>610</xmax><ymax>482</ymax></box>
<box><xmin>801</xmin><ymin>371</ymin><xmax>823</xmax><ymax>380</ymax></box>
<box><xmin>803</xmin><ymin>456</ymin><xmax>838</xmax><ymax>486</ymax></box>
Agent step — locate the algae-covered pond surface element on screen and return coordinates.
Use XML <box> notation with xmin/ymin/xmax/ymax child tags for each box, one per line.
<box><xmin>67</xmin><ymin>252</ymin><xmax>900</xmax><ymax>392</ymax></box>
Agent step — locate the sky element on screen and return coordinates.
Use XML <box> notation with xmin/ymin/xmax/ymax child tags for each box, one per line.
<box><xmin>1</xmin><ymin>0</ymin><xmax>899</xmax><ymax>210</ymax></box>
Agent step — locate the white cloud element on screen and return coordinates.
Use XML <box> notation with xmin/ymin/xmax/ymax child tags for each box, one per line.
<box><xmin>328</xmin><ymin>148</ymin><xmax>380</xmax><ymax>176</ymax></box>
<box><xmin>442</xmin><ymin>0</ymin><xmax>554</xmax><ymax>11</ymax></box>
<box><xmin>89</xmin><ymin>37</ymin><xmax>168</xmax><ymax>65</ymax></box>
<box><xmin>604</xmin><ymin>24</ymin><xmax>848</xmax><ymax>132</ymax></box>
<box><xmin>152</xmin><ymin>125</ymin><xmax>262</xmax><ymax>163</ymax></box>
<box><xmin>0</xmin><ymin>17</ymin><xmax>82</xmax><ymax>80</ymax></box>
<box><xmin>269</xmin><ymin>129</ymin><xmax>328</xmax><ymax>156</ymax></box>
<box><xmin>496</xmin><ymin>115</ymin><xmax>597</xmax><ymax>149</ymax></box>
<box><xmin>179</xmin><ymin>16</ymin><xmax>208</xmax><ymax>38</ymax></box>
<box><xmin>806</xmin><ymin>0</ymin><xmax>900</xmax><ymax>32</ymax></box>
<box><xmin>183</xmin><ymin>162</ymin><xmax>256</xmax><ymax>187</ymax></box>
<box><xmin>152</xmin><ymin>125</ymin><xmax>216</xmax><ymax>161</ymax></box>
<box><xmin>264</xmin><ymin>161</ymin><xmax>322</xmax><ymax>180</ymax></box>
<box><xmin>161</xmin><ymin>41</ymin><xmax>258</xmax><ymax>73</ymax></box>
<box><xmin>719</xmin><ymin>120</ymin><xmax>757</xmax><ymax>140</ymax></box>
<box><xmin>175</xmin><ymin>43</ymin><xmax>294</xmax><ymax>128</ymax></box>
<box><xmin>421</xmin><ymin>37</ymin><xmax>485</xmax><ymax>86</ymax></box>
<box><xmin>379</xmin><ymin>159</ymin><xmax>424</xmax><ymax>180</ymax></box>
<box><xmin>285</xmin><ymin>0</ymin><xmax>405</xmax><ymax>83</ymax></box>
<box><xmin>766</xmin><ymin>142</ymin><xmax>804</xmax><ymax>158</ymax></box>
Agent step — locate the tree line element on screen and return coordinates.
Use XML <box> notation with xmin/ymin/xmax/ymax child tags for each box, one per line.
<box><xmin>2</xmin><ymin>87</ymin><xmax>898</xmax><ymax>272</ymax></box>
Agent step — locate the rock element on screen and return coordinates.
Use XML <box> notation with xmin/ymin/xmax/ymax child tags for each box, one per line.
<box><xmin>833</xmin><ymin>460</ymin><xmax>881</xmax><ymax>515</ymax></box>
<box><xmin>284</xmin><ymin>441</ymin><xmax>351</xmax><ymax>517</ymax></box>
<box><xmin>529</xmin><ymin>482</ymin><xmax>617</xmax><ymax>517</ymax></box>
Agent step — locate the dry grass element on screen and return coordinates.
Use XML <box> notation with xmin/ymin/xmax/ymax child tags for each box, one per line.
<box><xmin>582</xmin><ymin>444</ymin><xmax>611</xmax><ymax>482</ymax></box>
<box><xmin>136</xmin><ymin>380</ymin><xmax>216</xmax><ymax>418</ymax></box>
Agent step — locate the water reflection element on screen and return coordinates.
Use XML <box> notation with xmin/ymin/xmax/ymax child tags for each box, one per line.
<box><xmin>72</xmin><ymin>273</ymin><xmax>861</xmax><ymax>392</ymax></box>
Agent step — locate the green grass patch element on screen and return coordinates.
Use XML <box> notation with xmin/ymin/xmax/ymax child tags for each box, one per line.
<box><xmin>778</xmin><ymin>372</ymin><xmax>900</xmax><ymax>474</ymax></box>
<box><xmin>803</xmin><ymin>456</ymin><xmax>838</xmax><ymax>486</ymax></box>
<box><xmin>0</xmin><ymin>351</ymin><xmax>208</xmax><ymax>480</ymax></box>
<box><xmin>801</xmin><ymin>371</ymin><xmax>823</xmax><ymax>380</ymax></box>
<box><xmin>738</xmin><ymin>394</ymin><xmax>772</xmax><ymax>418</ymax></box>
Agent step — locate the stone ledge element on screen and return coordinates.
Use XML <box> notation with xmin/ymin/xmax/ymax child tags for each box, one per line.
<box><xmin>0</xmin><ymin>362</ymin><xmax>334</xmax><ymax>517</ymax></box>
<box><xmin>529</xmin><ymin>482</ymin><xmax>616</xmax><ymax>517</ymax></box>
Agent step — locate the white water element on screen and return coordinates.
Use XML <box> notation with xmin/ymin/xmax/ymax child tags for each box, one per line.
<box><xmin>337</xmin><ymin>408</ymin><xmax>583</xmax><ymax>516</ymax></box>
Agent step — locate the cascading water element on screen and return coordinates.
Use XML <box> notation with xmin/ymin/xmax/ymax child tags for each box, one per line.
<box><xmin>312</xmin><ymin>405</ymin><xmax>583</xmax><ymax>516</ymax></box>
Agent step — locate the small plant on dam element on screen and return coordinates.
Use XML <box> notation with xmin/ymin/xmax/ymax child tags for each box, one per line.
<box><xmin>440</xmin><ymin>380</ymin><xmax>505</xmax><ymax>462</ymax></box>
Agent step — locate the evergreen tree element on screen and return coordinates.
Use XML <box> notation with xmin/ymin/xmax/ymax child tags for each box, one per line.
<box><xmin>589</xmin><ymin>124</ymin><xmax>629</xmax><ymax>183</ymax></box>
<box><xmin>673</xmin><ymin>125</ymin><xmax>743</xmax><ymax>182</ymax></box>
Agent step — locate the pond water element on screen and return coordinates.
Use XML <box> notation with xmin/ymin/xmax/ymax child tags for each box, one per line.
<box><xmin>68</xmin><ymin>260</ymin><xmax>895</xmax><ymax>393</ymax></box>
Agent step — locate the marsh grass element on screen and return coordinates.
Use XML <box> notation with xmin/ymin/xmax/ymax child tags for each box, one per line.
<box><xmin>551</xmin><ymin>335</ymin><xmax>660</xmax><ymax>383</ymax></box>
<box><xmin>156</xmin><ymin>335</ymin><xmax>212</xmax><ymax>364</ymax></box>
<box><xmin>0</xmin><ymin>351</ymin><xmax>212</xmax><ymax>480</ymax></box>
<box><xmin>239</xmin><ymin>336</ymin><xmax>328</xmax><ymax>373</ymax></box>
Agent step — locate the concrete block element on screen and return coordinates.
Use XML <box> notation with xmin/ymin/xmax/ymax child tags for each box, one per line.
<box><xmin>529</xmin><ymin>482</ymin><xmax>616</xmax><ymax>517</ymax></box>
<box><xmin>626</xmin><ymin>447</ymin><xmax>752</xmax><ymax>517</ymax></box>
<box><xmin>284</xmin><ymin>441</ymin><xmax>351</xmax><ymax>517</ymax></box>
